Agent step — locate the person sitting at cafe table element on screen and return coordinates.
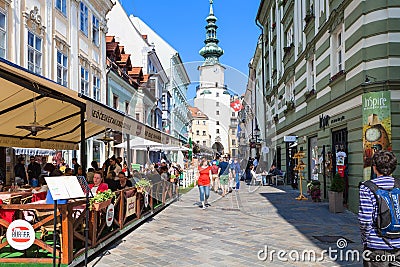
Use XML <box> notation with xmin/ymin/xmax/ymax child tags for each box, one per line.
<box><xmin>89</xmin><ymin>171</ymin><xmax>109</xmax><ymax>196</ymax></box>
<box><xmin>268</xmin><ymin>164</ymin><xmax>282</xmax><ymax>185</ymax></box>
<box><xmin>117</xmin><ymin>171</ymin><xmax>132</xmax><ymax>190</ymax></box>
<box><xmin>104</xmin><ymin>171</ymin><xmax>118</xmax><ymax>191</ymax></box>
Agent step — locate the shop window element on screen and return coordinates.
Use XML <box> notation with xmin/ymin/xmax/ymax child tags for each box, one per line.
<box><xmin>308</xmin><ymin>136</ymin><xmax>319</xmax><ymax>180</ymax></box>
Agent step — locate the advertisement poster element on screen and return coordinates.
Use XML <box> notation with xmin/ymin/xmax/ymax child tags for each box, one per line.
<box><xmin>362</xmin><ymin>91</ymin><xmax>392</xmax><ymax>180</ymax></box>
<box><xmin>125</xmin><ymin>195</ymin><xmax>136</xmax><ymax>218</ymax></box>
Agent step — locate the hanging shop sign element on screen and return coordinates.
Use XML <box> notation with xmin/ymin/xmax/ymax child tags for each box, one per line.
<box><xmin>106</xmin><ymin>203</ymin><xmax>115</xmax><ymax>227</ymax></box>
<box><xmin>362</xmin><ymin>91</ymin><xmax>392</xmax><ymax>180</ymax></box>
<box><xmin>284</xmin><ymin>136</ymin><xmax>297</xmax><ymax>142</ymax></box>
<box><xmin>6</xmin><ymin>220</ymin><xmax>35</xmax><ymax>250</ymax></box>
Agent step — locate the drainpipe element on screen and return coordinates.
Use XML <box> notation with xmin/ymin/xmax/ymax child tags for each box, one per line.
<box><xmin>256</xmin><ymin>17</ymin><xmax>266</xmax><ymax>162</ymax></box>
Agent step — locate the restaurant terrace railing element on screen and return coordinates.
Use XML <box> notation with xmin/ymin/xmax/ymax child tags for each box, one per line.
<box><xmin>0</xmin><ymin>178</ymin><xmax>177</xmax><ymax>266</ymax></box>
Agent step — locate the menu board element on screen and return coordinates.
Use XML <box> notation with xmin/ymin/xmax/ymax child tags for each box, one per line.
<box><xmin>44</xmin><ymin>176</ymin><xmax>86</xmax><ymax>200</ymax></box>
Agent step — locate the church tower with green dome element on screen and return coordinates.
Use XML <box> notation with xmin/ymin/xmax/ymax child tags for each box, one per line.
<box><xmin>199</xmin><ymin>0</ymin><xmax>224</xmax><ymax>65</ymax></box>
<box><xmin>194</xmin><ymin>0</ymin><xmax>230</xmax><ymax>157</ymax></box>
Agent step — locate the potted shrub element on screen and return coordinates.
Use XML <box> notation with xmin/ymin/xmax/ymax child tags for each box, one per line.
<box><xmin>135</xmin><ymin>178</ymin><xmax>151</xmax><ymax>193</ymax></box>
<box><xmin>307</xmin><ymin>180</ymin><xmax>321</xmax><ymax>202</ymax></box>
<box><xmin>89</xmin><ymin>189</ymin><xmax>115</xmax><ymax>211</ymax></box>
<box><xmin>328</xmin><ymin>173</ymin><xmax>345</xmax><ymax>213</ymax></box>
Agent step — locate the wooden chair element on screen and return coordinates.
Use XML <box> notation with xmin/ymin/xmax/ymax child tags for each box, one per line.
<box><xmin>3</xmin><ymin>195</ymin><xmax>22</xmax><ymax>205</ymax></box>
<box><xmin>20</xmin><ymin>195</ymin><xmax>33</xmax><ymax>204</ymax></box>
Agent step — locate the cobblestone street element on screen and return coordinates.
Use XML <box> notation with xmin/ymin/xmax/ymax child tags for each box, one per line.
<box><xmin>88</xmin><ymin>183</ymin><xmax>363</xmax><ymax>267</ymax></box>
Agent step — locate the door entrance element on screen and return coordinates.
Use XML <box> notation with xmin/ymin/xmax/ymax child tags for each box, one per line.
<box><xmin>332</xmin><ymin>128</ymin><xmax>348</xmax><ymax>204</ymax></box>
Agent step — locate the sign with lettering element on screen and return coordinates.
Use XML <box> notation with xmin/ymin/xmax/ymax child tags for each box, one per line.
<box><xmin>362</xmin><ymin>91</ymin><xmax>392</xmax><ymax>180</ymax></box>
<box><xmin>125</xmin><ymin>195</ymin><xmax>136</xmax><ymax>218</ymax></box>
<box><xmin>6</xmin><ymin>220</ymin><xmax>35</xmax><ymax>250</ymax></box>
<box><xmin>106</xmin><ymin>203</ymin><xmax>114</xmax><ymax>227</ymax></box>
<box><xmin>284</xmin><ymin>136</ymin><xmax>297</xmax><ymax>142</ymax></box>
<box><xmin>86</xmin><ymin>100</ymin><xmax>138</xmax><ymax>136</ymax></box>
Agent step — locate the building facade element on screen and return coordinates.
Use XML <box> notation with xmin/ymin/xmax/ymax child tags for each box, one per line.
<box><xmin>129</xmin><ymin>16</ymin><xmax>191</xmax><ymax>143</ymax></box>
<box><xmin>0</xmin><ymin>0</ymin><xmax>113</xmax><ymax>169</ymax></box>
<box><xmin>256</xmin><ymin>0</ymin><xmax>400</xmax><ymax>212</ymax></box>
<box><xmin>188</xmin><ymin>106</ymin><xmax>211</xmax><ymax>148</ymax></box>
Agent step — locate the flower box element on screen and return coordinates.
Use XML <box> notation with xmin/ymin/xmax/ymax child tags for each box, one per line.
<box><xmin>92</xmin><ymin>198</ymin><xmax>111</xmax><ymax>211</ymax></box>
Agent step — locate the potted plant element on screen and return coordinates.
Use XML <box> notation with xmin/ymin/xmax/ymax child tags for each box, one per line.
<box><xmin>89</xmin><ymin>189</ymin><xmax>115</xmax><ymax>211</ymax></box>
<box><xmin>135</xmin><ymin>178</ymin><xmax>151</xmax><ymax>193</ymax></box>
<box><xmin>328</xmin><ymin>173</ymin><xmax>345</xmax><ymax>213</ymax></box>
<box><xmin>307</xmin><ymin>180</ymin><xmax>321</xmax><ymax>202</ymax></box>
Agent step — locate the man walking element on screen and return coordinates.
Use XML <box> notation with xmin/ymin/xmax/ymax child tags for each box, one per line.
<box><xmin>358</xmin><ymin>150</ymin><xmax>400</xmax><ymax>266</ymax></box>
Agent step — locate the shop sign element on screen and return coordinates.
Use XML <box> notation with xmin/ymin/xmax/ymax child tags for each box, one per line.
<box><xmin>319</xmin><ymin>114</ymin><xmax>330</xmax><ymax>130</ymax></box>
<box><xmin>106</xmin><ymin>203</ymin><xmax>114</xmax><ymax>227</ymax></box>
<box><xmin>6</xmin><ymin>220</ymin><xmax>35</xmax><ymax>250</ymax></box>
<box><xmin>362</xmin><ymin>91</ymin><xmax>392</xmax><ymax>180</ymax></box>
<box><xmin>284</xmin><ymin>136</ymin><xmax>297</xmax><ymax>142</ymax></box>
<box><xmin>125</xmin><ymin>195</ymin><xmax>136</xmax><ymax>218</ymax></box>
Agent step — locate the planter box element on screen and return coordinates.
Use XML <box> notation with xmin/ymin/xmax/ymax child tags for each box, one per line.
<box><xmin>92</xmin><ymin>198</ymin><xmax>112</xmax><ymax>211</ymax></box>
<box><xmin>328</xmin><ymin>191</ymin><xmax>344</xmax><ymax>213</ymax></box>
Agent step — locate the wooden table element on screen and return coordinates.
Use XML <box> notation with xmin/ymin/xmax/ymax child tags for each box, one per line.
<box><xmin>0</xmin><ymin>191</ymin><xmax>32</xmax><ymax>201</ymax></box>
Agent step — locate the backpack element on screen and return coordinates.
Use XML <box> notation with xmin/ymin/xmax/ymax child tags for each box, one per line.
<box><xmin>211</xmin><ymin>165</ymin><xmax>219</xmax><ymax>174</ymax></box>
<box><xmin>363</xmin><ymin>178</ymin><xmax>400</xmax><ymax>239</ymax></box>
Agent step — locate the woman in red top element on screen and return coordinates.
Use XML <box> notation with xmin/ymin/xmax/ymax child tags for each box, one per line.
<box><xmin>197</xmin><ymin>158</ymin><xmax>212</xmax><ymax>209</ymax></box>
<box><xmin>89</xmin><ymin>171</ymin><xmax>109</xmax><ymax>196</ymax></box>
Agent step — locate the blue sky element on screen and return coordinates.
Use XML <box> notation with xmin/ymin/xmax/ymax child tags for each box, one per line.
<box><xmin>120</xmin><ymin>0</ymin><xmax>261</xmax><ymax>99</ymax></box>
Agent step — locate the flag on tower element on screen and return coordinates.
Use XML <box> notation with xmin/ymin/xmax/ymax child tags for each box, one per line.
<box><xmin>230</xmin><ymin>99</ymin><xmax>243</xmax><ymax>112</ymax></box>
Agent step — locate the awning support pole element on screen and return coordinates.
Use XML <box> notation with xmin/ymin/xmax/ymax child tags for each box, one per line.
<box><xmin>80</xmin><ymin>108</ymin><xmax>87</xmax><ymax>172</ymax></box>
<box><xmin>127</xmin><ymin>134</ymin><xmax>131</xmax><ymax>173</ymax></box>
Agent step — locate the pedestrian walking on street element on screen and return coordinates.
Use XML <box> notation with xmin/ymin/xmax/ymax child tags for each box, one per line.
<box><xmin>234</xmin><ymin>158</ymin><xmax>241</xmax><ymax>190</ymax></box>
<box><xmin>210</xmin><ymin>161</ymin><xmax>220</xmax><ymax>192</ymax></box>
<box><xmin>358</xmin><ymin>150</ymin><xmax>400</xmax><ymax>266</ymax></box>
<box><xmin>219</xmin><ymin>157</ymin><xmax>229</xmax><ymax>196</ymax></box>
<box><xmin>196</xmin><ymin>158</ymin><xmax>212</xmax><ymax>209</ymax></box>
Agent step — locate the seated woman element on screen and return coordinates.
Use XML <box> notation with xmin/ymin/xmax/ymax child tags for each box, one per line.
<box><xmin>89</xmin><ymin>171</ymin><xmax>109</xmax><ymax>196</ymax></box>
<box><xmin>117</xmin><ymin>172</ymin><xmax>132</xmax><ymax>190</ymax></box>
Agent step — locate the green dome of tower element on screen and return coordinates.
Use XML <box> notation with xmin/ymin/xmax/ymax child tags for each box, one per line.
<box><xmin>199</xmin><ymin>0</ymin><xmax>224</xmax><ymax>65</ymax></box>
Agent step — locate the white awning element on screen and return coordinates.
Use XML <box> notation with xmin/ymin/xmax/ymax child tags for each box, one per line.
<box><xmin>149</xmin><ymin>146</ymin><xmax>190</xmax><ymax>152</ymax></box>
<box><xmin>113</xmin><ymin>137</ymin><xmax>162</xmax><ymax>149</ymax></box>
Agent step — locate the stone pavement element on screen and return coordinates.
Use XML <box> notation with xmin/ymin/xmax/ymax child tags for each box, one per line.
<box><xmin>87</xmin><ymin>183</ymin><xmax>363</xmax><ymax>267</ymax></box>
